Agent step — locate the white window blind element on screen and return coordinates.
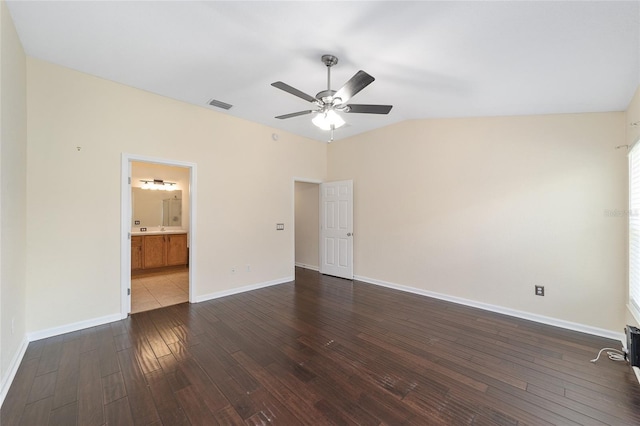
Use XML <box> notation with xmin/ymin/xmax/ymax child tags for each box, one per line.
<box><xmin>629</xmin><ymin>143</ymin><xmax>640</xmax><ymax>315</ymax></box>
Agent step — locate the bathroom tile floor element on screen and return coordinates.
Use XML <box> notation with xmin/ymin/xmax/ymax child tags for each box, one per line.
<box><xmin>131</xmin><ymin>268</ymin><xmax>189</xmax><ymax>313</ymax></box>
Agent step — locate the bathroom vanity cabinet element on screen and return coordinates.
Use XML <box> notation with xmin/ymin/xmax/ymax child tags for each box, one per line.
<box><xmin>131</xmin><ymin>232</ymin><xmax>188</xmax><ymax>271</ymax></box>
<box><xmin>131</xmin><ymin>236</ymin><xmax>143</xmax><ymax>270</ymax></box>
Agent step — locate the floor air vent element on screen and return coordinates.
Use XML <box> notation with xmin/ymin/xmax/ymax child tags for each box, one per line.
<box><xmin>207</xmin><ymin>99</ymin><xmax>233</xmax><ymax>110</ymax></box>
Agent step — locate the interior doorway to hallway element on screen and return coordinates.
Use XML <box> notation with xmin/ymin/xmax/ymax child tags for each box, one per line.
<box><xmin>294</xmin><ymin>180</ymin><xmax>320</xmax><ymax>272</ymax></box>
<box><xmin>293</xmin><ymin>179</ymin><xmax>354</xmax><ymax>280</ymax></box>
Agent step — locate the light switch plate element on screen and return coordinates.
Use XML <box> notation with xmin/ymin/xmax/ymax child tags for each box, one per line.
<box><xmin>276</xmin><ymin>223</ymin><xmax>285</xmax><ymax>230</ymax></box>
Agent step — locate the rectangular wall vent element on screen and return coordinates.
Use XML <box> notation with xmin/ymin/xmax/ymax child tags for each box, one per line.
<box><xmin>208</xmin><ymin>99</ymin><xmax>233</xmax><ymax>110</ymax></box>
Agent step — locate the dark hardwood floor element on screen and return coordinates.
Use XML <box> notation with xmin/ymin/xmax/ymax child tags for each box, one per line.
<box><xmin>2</xmin><ymin>267</ymin><xmax>640</xmax><ymax>425</ymax></box>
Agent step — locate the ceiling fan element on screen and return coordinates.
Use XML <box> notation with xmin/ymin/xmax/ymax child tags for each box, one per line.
<box><xmin>272</xmin><ymin>54</ymin><xmax>393</xmax><ymax>141</ymax></box>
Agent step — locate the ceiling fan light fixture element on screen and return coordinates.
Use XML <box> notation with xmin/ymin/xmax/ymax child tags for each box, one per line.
<box><xmin>312</xmin><ymin>109</ymin><xmax>345</xmax><ymax>131</ymax></box>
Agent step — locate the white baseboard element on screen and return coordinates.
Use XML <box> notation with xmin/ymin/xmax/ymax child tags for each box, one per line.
<box><xmin>0</xmin><ymin>336</ymin><xmax>28</xmax><ymax>408</ymax></box>
<box><xmin>295</xmin><ymin>263</ymin><xmax>319</xmax><ymax>272</ymax></box>
<box><xmin>355</xmin><ymin>274</ymin><xmax>625</xmax><ymax>343</ymax></box>
<box><xmin>194</xmin><ymin>276</ymin><xmax>294</xmax><ymax>303</ymax></box>
<box><xmin>27</xmin><ymin>313</ymin><xmax>122</xmax><ymax>342</ymax></box>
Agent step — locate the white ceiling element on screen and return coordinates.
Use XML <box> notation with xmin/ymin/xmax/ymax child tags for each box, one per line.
<box><xmin>7</xmin><ymin>1</ymin><xmax>640</xmax><ymax>142</ymax></box>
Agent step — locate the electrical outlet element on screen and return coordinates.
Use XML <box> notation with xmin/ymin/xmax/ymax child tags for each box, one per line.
<box><xmin>276</xmin><ymin>223</ymin><xmax>285</xmax><ymax>230</ymax></box>
<box><xmin>140</xmin><ymin>227</ymin><xmax>147</xmax><ymax>232</ymax></box>
<box><xmin>134</xmin><ymin>220</ymin><xmax>140</xmax><ymax>225</ymax></box>
<box><xmin>535</xmin><ymin>285</ymin><xmax>545</xmax><ymax>296</ymax></box>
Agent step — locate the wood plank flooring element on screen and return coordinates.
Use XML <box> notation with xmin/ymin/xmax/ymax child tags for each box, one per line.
<box><xmin>2</xmin><ymin>267</ymin><xmax>640</xmax><ymax>425</ymax></box>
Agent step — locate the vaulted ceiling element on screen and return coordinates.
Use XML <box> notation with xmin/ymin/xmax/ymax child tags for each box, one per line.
<box><xmin>7</xmin><ymin>1</ymin><xmax>640</xmax><ymax>142</ymax></box>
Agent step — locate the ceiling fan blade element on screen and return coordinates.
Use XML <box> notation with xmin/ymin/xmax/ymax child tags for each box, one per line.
<box><xmin>334</xmin><ymin>71</ymin><xmax>375</xmax><ymax>104</ymax></box>
<box><xmin>271</xmin><ymin>82</ymin><xmax>317</xmax><ymax>103</ymax></box>
<box><xmin>275</xmin><ymin>110</ymin><xmax>314</xmax><ymax>119</ymax></box>
<box><xmin>345</xmin><ymin>104</ymin><xmax>393</xmax><ymax>114</ymax></box>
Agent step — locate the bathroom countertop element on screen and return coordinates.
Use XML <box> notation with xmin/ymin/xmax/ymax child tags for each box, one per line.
<box><xmin>131</xmin><ymin>229</ymin><xmax>187</xmax><ymax>236</ymax></box>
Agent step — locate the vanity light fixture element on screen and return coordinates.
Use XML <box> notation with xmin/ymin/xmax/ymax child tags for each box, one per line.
<box><xmin>140</xmin><ymin>179</ymin><xmax>177</xmax><ymax>191</ymax></box>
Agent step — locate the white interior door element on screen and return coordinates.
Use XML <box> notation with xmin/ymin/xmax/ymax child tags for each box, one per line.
<box><xmin>320</xmin><ymin>180</ymin><xmax>353</xmax><ymax>279</ymax></box>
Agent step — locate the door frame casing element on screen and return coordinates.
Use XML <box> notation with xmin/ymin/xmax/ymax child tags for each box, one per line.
<box><xmin>120</xmin><ymin>153</ymin><xmax>197</xmax><ymax>317</ymax></box>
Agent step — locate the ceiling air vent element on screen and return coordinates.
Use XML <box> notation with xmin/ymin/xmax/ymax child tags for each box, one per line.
<box><xmin>207</xmin><ymin>99</ymin><xmax>233</xmax><ymax>110</ymax></box>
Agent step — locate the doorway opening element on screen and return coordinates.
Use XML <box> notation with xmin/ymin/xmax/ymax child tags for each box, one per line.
<box><xmin>294</xmin><ymin>180</ymin><xmax>320</xmax><ymax>272</ymax></box>
<box><xmin>293</xmin><ymin>179</ymin><xmax>354</xmax><ymax>280</ymax></box>
<box><xmin>120</xmin><ymin>154</ymin><xmax>197</xmax><ymax>317</ymax></box>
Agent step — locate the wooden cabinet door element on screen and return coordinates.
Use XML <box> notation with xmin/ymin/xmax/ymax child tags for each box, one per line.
<box><xmin>166</xmin><ymin>233</ymin><xmax>188</xmax><ymax>266</ymax></box>
<box><xmin>131</xmin><ymin>236</ymin><xmax>143</xmax><ymax>270</ymax></box>
<box><xmin>143</xmin><ymin>235</ymin><xmax>166</xmax><ymax>268</ymax></box>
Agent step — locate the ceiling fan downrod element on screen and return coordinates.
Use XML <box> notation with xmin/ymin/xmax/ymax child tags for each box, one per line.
<box><xmin>317</xmin><ymin>55</ymin><xmax>339</xmax><ymax>105</ymax></box>
<box><xmin>322</xmin><ymin>54</ymin><xmax>338</xmax><ymax>92</ymax></box>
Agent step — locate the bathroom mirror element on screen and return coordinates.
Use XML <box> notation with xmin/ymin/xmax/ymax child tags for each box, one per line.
<box><xmin>132</xmin><ymin>188</ymin><xmax>182</xmax><ymax>227</ymax></box>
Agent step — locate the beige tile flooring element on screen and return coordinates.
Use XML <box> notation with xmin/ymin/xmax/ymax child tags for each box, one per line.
<box><xmin>131</xmin><ymin>268</ymin><xmax>189</xmax><ymax>314</ymax></box>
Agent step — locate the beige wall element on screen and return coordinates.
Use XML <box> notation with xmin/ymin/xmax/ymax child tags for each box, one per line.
<box><xmin>26</xmin><ymin>58</ymin><xmax>327</xmax><ymax>333</ymax></box>
<box><xmin>329</xmin><ymin>113</ymin><xmax>627</xmax><ymax>333</ymax></box>
<box><xmin>295</xmin><ymin>181</ymin><xmax>319</xmax><ymax>269</ymax></box>
<box><xmin>0</xmin><ymin>0</ymin><xmax>27</xmax><ymax>393</ymax></box>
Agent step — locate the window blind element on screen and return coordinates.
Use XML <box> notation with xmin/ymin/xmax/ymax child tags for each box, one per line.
<box><xmin>629</xmin><ymin>144</ymin><xmax>640</xmax><ymax>314</ymax></box>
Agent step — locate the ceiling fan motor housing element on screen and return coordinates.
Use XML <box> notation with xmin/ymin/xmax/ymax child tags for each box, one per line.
<box><xmin>316</xmin><ymin>89</ymin><xmax>339</xmax><ymax>105</ymax></box>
